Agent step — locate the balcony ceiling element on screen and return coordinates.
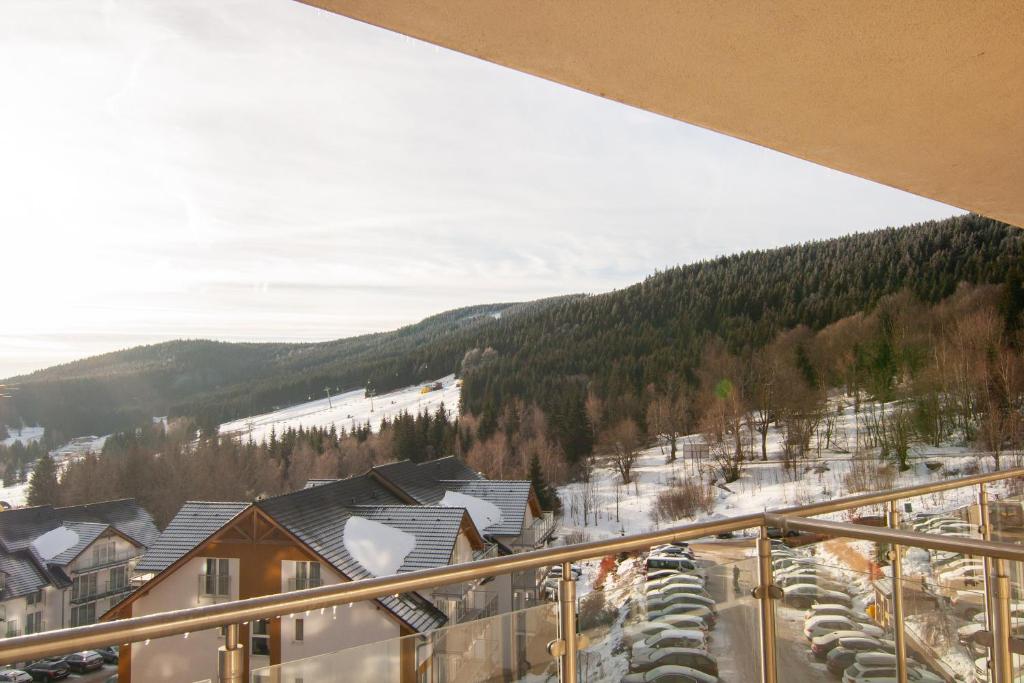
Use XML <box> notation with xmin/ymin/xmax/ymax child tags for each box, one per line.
<box><xmin>300</xmin><ymin>1</ymin><xmax>1024</xmax><ymax>228</ymax></box>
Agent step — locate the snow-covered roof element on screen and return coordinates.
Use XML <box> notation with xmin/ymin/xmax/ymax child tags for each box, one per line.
<box><xmin>343</xmin><ymin>516</ymin><xmax>415</xmax><ymax>577</ymax></box>
<box><xmin>439</xmin><ymin>490</ymin><xmax>503</xmax><ymax>533</ymax></box>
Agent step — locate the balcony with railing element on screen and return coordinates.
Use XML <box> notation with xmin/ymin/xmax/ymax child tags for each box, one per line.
<box><xmin>513</xmin><ymin>511</ymin><xmax>557</xmax><ymax>550</ymax></box>
<box><xmin>5</xmin><ymin>468</ymin><xmax>1024</xmax><ymax>683</ymax></box>
<box><xmin>70</xmin><ymin>579</ymin><xmax>133</xmax><ymax>605</ymax></box>
<box><xmin>72</xmin><ymin>549</ymin><xmax>138</xmax><ymax>574</ymax></box>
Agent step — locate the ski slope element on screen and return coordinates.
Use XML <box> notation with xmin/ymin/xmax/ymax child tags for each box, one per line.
<box><xmin>218</xmin><ymin>375</ymin><xmax>460</xmax><ymax>443</ymax></box>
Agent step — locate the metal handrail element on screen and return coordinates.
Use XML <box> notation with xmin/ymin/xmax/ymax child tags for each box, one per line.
<box><xmin>0</xmin><ymin>466</ymin><xmax>1021</xmax><ymax>665</ymax></box>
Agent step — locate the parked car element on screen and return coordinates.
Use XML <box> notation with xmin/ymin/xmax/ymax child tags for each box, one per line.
<box><xmin>776</xmin><ymin>573</ymin><xmax>847</xmax><ymax>593</ymax></box>
<box><xmin>646</xmin><ymin>556</ymin><xmax>699</xmax><ymax>573</ymax></box>
<box><xmin>652</xmin><ymin>544</ymin><xmax>696</xmax><ymax>558</ymax></box>
<box><xmin>950</xmin><ymin>590</ymin><xmax>987</xmax><ymax>619</ymax></box>
<box><xmin>841</xmin><ymin>652</ymin><xmax>941</xmax><ymax>683</ymax></box>
<box><xmin>646</xmin><ymin>569</ymin><xmax>689</xmax><ymax>582</ymax></box>
<box><xmin>936</xmin><ymin>564</ymin><xmax>985</xmax><ymax>590</ymax></box>
<box><xmin>632</xmin><ymin>628</ymin><xmax>707</xmax><ymax>655</ymax></box>
<box><xmin>547</xmin><ymin>564</ymin><xmax>583</xmax><ymax>580</ymax></box>
<box><xmin>23</xmin><ymin>659</ymin><xmax>69</xmax><ymax>682</ymax></box>
<box><xmin>826</xmin><ymin>638</ymin><xmax>896</xmax><ymax>675</ymax></box>
<box><xmin>0</xmin><ymin>670</ymin><xmax>33</xmax><ymax>683</ymax></box>
<box><xmin>64</xmin><ymin>651</ymin><xmax>104</xmax><ymax>674</ymax></box>
<box><xmin>766</xmin><ymin>526</ymin><xmax>800</xmax><ymax>538</ymax></box>
<box><xmin>104</xmin><ymin>676</ymin><xmax>118</xmax><ymax>683</ymax></box>
<box><xmin>784</xmin><ymin>584</ymin><xmax>852</xmax><ymax>609</ymax></box>
<box><xmin>96</xmin><ymin>646</ymin><xmax>119</xmax><ymax>664</ymax></box>
<box><xmin>647</xmin><ymin>593</ymin><xmax>717</xmax><ymax>615</ymax></box>
<box><xmin>647</xmin><ymin>574</ymin><xmax>705</xmax><ymax>592</ymax></box>
<box><xmin>804</xmin><ymin>604</ymin><xmax>871</xmax><ymax>623</ymax></box>
<box><xmin>958</xmin><ymin>617</ymin><xmax>1024</xmax><ymax>655</ymax></box>
<box><xmin>810</xmin><ymin>630</ymin><xmax>875</xmax><ymax>659</ymax></box>
<box><xmin>630</xmin><ymin>647</ymin><xmax>718</xmax><ymax>677</ymax></box>
<box><xmin>646</xmin><ymin>584</ymin><xmax>712</xmax><ymax>601</ymax></box>
<box><xmin>804</xmin><ymin>615</ymin><xmax>883</xmax><ymax>640</ymax></box>
<box><xmin>648</xmin><ymin>604</ymin><xmax>716</xmax><ymax>628</ymax></box>
<box><xmin>620</xmin><ymin>664</ymin><xmax>717</xmax><ymax>683</ymax></box>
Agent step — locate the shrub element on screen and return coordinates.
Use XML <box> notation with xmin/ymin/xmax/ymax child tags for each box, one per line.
<box><xmin>649</xmin><ymin>479</ymin><xmax>715</xmax><ymax>525</ymax></box>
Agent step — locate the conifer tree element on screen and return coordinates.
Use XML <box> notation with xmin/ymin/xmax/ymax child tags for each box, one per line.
<box><xmin>27</xmin><ymin>455</ymin><xmax>60</xmax><ymax>507</ymax></box>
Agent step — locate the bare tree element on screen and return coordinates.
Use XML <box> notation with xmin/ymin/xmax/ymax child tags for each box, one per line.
<box><xmin>649</xmin><ymin>391</ymin><xmax>687</xmax><ymax>461</ymax></box>
<box><xmin>604</xmin><ymin>418</ymin><xmax>643</xmax><ymax>484</ymax></box>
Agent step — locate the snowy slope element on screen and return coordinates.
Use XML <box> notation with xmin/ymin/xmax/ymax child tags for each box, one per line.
<box><xmin>557</xmin><ymin>397</ymin><xmax>1001</xmax><ymax>542</ymax></box>
<box><xmin>218</xmin><ymin>375</ymin><xmax>460</xmax><ymax>443</ymax></box>
<box><xmin>1</xmin><ymin>426</ymin><xmax>44</xmax><ymax>447</ymax></box>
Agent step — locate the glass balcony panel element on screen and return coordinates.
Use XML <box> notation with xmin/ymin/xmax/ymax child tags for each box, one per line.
<box><xmin>576</xmin><ymin>548</ymin><xmax>760</xmax><ymax>683</ymax></box>
<box><xmin>251</xmin><ymin>601</ymin><xmax>559</xmax><ymax>683</ymax></box>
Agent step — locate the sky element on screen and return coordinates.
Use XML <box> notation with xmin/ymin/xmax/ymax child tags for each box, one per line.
<box><xmin>0</xmin><ymin>0</ymin><xmax>961</xmax><ymax>379</ymax></box>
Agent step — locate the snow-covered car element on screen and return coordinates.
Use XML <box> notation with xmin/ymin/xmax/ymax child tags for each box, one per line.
<box><xmin>651</xmin><ymin>545</ymin><xmax>696</xmax><ymax>559</ymax></box>
<box><xmin>647</xmin><ymin>593</ymin><xmax>717</xmax><ymax>615</ymax></box>
<box><xmin>825</xmin><ymin>638</ymin><xmax>896</xmax><ymax>675</ymax></box>
<box><xmin>804</xmin><ymin>615</ymin><xmax>883</xmax><ymax>640</ymax></box>
<box><xmin>950</xmin><ymin>590</ymin><xmax>987</xmax><ymax>619</ymax></box>
<box><xmin>646</xmin><ymin>556</ymin><xmax>699</xmax><ymax>573</ymax></box>
<box><xmin>776</xmin><ymin>573</ymin><xmax>847</xmax><ymax>593</ymax></box>
<box><xmin>841</xmin><ymin>653</ymin><xmax>941</xmax><ymax>683</ymax></box>
<box><xmin>810</xmin><ymin>630</ymin><xmax>875</xmax><ymax>658</ymax></box>
<box><xmin>648</xmin><ymin>604</ymin><xmax>716</xmax><ymax>629</ymax></box>
<box><xmin>623</xmin><ymin>616</ymin><xmax>709</xmax><ymax>645</ymax></box>
<box><xmin>632</xmin><ymin>628</ymin><xmax>707</xmax><ymax>655</ymax></box>
<box><xmin>935</xmin><ymin>557</ymin><xmax>984</xmax><ymax>573</ymax></box>
<box><xmin>646</xmin><ymin>569</ymin><xmax>690</xmax><ymax>582</ymax></box>
<box><xmin>0</xmin><ymin>670</ymin><xmax>32</xmax><ymax>683</ymax></box>
<box><xmin>620</xmin><ymin>664</ymin><xmax>717</xmax><ymax>683</ymax></box>
<box><xmin>936</xmin><ymin>564</ymin><xmax>985</xmax><ymax>590</ymax></box>
<box><xmin>785</xmin><ymin>583</ymin><xmax>852</xmax><ymax>609</ymax></box>
<box><xmin>629</xmin><ymin>647</ymin><xmax>718</xmax><ymax>677</ymax></box>
<box><xmin>546</xmin><ymin>564</ymin><xmax>583</xmax><ymax>579</ymax></box>
<box><xmin>805</xmin><ymin>604</ymin><xmax>872</xmax><ymax>623</ymax></box>
<box><xmin>932</xmin><ymin>521</ymin><xmax>975</xmax><ymax>535</ymax></box>
<box><xmin>913</xmin><ymin>516</ymin><xmax>960</xmax><ymax>532</ymax></box>
<box><xmin>772</xmin><ymin>556</ymin><xmax>818</xmax><ymax>571</ymax></box>
<box><xmin>646</xmin><ymin>584</ymin><xmax>712</xmax><ymax>600</ymax></box>
<box><xmin>958</xmin><ymin>617</ymin><xmax>1024</xmax><ymax>655</ymax></box>
<box><xmin>646</xmin><ymin>574</ymin><xmax>705</xmax><ymax>592</ymax></box>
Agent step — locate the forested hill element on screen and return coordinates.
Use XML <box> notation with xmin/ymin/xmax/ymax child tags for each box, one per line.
<box><xmin>4</xmin><ymin>213</ymin><xmax>1022</xmax><ymax>439</ymax></box>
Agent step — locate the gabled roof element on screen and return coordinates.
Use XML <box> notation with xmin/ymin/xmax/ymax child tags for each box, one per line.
<box><xmin>0</xmin><ymin>550</ymin><xmax>49</xmax><ymax>600</ymax></box>
<box><xmin>57</xmin><ymin>499</ymin><xmax>160</xmax><ymax>548</ymax></box>
<box><xmin>135</xmin><ymin>502</ymin><xmax>248</xmax><ymax>574</ymax></box>
<box><xmin>350</xmin><ymin>505</ymin><xmax>481</xmax><ymax>573</ymax></box>
<box><xmin>47</xmin><ymin>522</ymin><xmax>109</xmax><ymax>566</ymax></box>
<box><xmin>256</xmin><ymin>475</ymin><xmax>445</xmax><ymax>632</ymax></box>
<box><xmin>369</xmin><ymin>456</ymin><xmax>484</xmax><ymax>505</ymax></box>
<box><xmin>0</xmin><ymin>498</ymin><xmax>160</xmax><ymax>598</ymax></box>
<box><xmin>438</xmin><ymin>480</ymin><xmax>533</xmax><ymax>536</ymax></box>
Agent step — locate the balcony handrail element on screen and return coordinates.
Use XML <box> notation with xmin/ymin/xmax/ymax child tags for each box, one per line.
<box><xmin>72</xmin><ymin>549</ymin><xmax>138</xmax><ymax>574</ymax></box>
<box><xmin>0</xmin><ymin>465</ymin><xmax>1021</xmax><ymax>664</ymax></box>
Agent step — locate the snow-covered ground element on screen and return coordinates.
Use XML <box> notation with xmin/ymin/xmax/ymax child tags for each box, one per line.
<box><xmin>0</xmin><ymin>432</ymin><xmax>109</xmax><ymax>508</ymax></box>
<box><xmin>557</xmin><ymin>398</ymin><xmax>1003</xmax><ymax>542</ymax></box>
<box><xmin>218</xmin><ymin>375</ymin><xmax>460</xmax><ymax>443</ymax></box>
<box><xmin>1</xmin><ymin>425</ymin><xmax>44</xmax><ymax>447</ymax></box>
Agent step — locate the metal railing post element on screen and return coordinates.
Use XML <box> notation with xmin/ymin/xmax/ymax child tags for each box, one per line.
<box><xmin>557</xmin><ymin>562</ymin><xmax>578</xmax><ymax>683</ymax></box>
<box><xmin>887</xmin><ymin>500</ymin><xmax>908</xmax><ymax>683</ymax></box>
<box><xmin>979</xmin><ymin>482</ymin><xmax>997</xmax><ymax>666</ymax></box>
<box><xmin>218</xmin><ymin>623</ymin><xmax>244</xmax><ymax>683</ymax></box>
<box><xmin>991</xmin><ymin>558</ymin><xmax>1014</xmax><ymax>683</ymax></box>
<box><xmin>755</xmin><ymin>526</ymin><xmax>779</xmax><ymax>683</ymax></box>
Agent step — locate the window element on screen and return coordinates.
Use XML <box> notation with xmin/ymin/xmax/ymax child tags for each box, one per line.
<box><xmin>294</xmin><ymin>561</ymin><xmax>321</xmax><ymax>590</ymax></box>
<box><xmin>70</xmin><ymin>603</ymin><xmax>96</xmax><ymax>627</ymax></box>
<box><xmin>109</xmin><ymin>566</ymin><xmax>127</xmax><ymax>591</ymax></box>
<box><xmin>92</xmin><ymin>541</ymin><xmax>115</xmax><ymax>566</ymax></box>
<box><xmin>71</xmin><ymin>573</ymin><xmax>98</xmax><ymax>601</ymax></box>
<box><xmin>25</xmin><ymin>611</ymin><xmax>42</xmax><ymax>635</ymax></box>
<box><xmin>202</xmin><ymin>558</ymin><xmax>230</xmax><ymax>596</ymax></box>
<box><xmin>5</xmin><ymin>618</ymin><xmax>17</xmax><ymax>638</ymax></box>
<box><xmin>294</xmin><ymin>618</ymin><xmax>304</xmax><ymax>642</ymax></box>
<box><xmin>251</xmin><ymin>619</ymin><xmax>270</xmax><ymax>656</ymax></box>
<box><xmin>26</xmin><ymin>589</ymin><xmax>43</xmax><ymax>606</ymax></box>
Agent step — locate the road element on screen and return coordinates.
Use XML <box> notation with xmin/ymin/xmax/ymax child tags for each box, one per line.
<box><xmin>694</xmin><ymin>542</ymin><xmax>832</xmax><ymax>682</ymax></box>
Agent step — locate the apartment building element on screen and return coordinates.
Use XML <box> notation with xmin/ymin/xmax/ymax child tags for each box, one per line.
<box><xmin>0</xmin><ymin>500</ymin><xmax>158</xmax><ymax>639</ymax></box>
<box><xmin>106</xmin><ymin>457</ymin><xmax>554</xmax><ymax>683</ymax></box>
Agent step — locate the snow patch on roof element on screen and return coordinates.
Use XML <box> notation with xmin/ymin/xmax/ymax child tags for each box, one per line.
<box><xmin>439</xmin><ymin>490</ymin><xmax>503</xmax><ymax>532</ymax></box>
<box><xmin>32</xmin><ymin>526</ymin><xmax>80</xmax><ymax>560</ymax></box>
<box><xmin>343</xmin><ymin>516</ymin><xmax>415</xmax><ymax>577</ymax></box>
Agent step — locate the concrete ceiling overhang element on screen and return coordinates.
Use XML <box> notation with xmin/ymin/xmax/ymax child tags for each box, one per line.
<box><xmin>299</xmin><ymin>1</ymin><xmax>1024</xmax><ymax>228</ymax></box>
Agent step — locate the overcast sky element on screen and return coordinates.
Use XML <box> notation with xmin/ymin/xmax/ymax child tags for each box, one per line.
<box><xmin>0</xmin><ymin>0</ymin><xmax>960</xmax><ymax>378</ymax></box>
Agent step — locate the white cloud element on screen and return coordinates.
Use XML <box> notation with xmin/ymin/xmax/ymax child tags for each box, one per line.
<box><xmin>0</xmin><ymin>0</ymin><xmax>959</xmax><ymax>377</ymax></box>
